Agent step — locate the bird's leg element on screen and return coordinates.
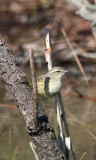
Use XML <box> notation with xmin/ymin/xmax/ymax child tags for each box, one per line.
<box><xmin>42</xmin><ymin>96</ymin><xmax>45</xmax><ymax>111</ymax></box>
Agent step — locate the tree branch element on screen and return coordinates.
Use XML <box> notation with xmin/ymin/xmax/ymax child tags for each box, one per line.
<box><xmin>0</xmin><ymin>35</ymin><xmax>66</xmax><ymax>160</ymax></box>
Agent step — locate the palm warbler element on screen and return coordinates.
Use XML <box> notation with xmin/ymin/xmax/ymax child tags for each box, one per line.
<box><xmin>29</xmin><ymin>67</ymin><xmax>69</xmax><ymax>97</ymax></box>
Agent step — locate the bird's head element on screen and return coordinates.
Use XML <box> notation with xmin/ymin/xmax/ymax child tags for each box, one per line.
<box><xmin>47</xmin><ymin>67</ymin><xmax>69</xmax><ymax>79</ymax></box>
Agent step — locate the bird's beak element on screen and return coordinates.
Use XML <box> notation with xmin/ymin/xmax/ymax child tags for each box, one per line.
<box><xmin>60</xmin><ymin>70</ymin><xmax>70</xmax><ymax>77</ymax></box>
<box><xmin>63</xmin><ymin>70</ymin><xmax>70</xmax><ymax>73</ymax></box>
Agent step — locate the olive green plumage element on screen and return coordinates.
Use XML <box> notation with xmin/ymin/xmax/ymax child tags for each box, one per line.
<box><xmin>29</xmin><ymin>67</ymin><xmax>69</xmax><ymax>97</ymax></box>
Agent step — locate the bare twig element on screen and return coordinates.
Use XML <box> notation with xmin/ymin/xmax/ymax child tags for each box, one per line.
<box><xmin>45</xmin><ymin>28</ymin><xmax>65</xmax><ymax>154</ymax></box>
<box><xmin>29</xmin><ymin>48</ymin><xmax>38</xmax><ymax>130</ymax></box>
<box><xmin>54</xmin><ymin>95</ymin><xmax>65</xmax><ymax>153</ymax></box>
<box><xmin>12</xmin><ymin>145</ymin><xmax>19</xmax><ymax>160</ymax></box>
<box><xmin>45</xmin><ymin>28</ymin><xmax>77</xmax><ymax>160</ymax></box>
<box><xmin>57</xmin><ymin>93</ymin><xmax>77</xmax><ymax>160</ymax></box>
<box><xmin>29</xmin><ymin>142</ymin><xmax>39</xmax><ymax>160</ymax></box>
<box><xmin>80</xmin><ymin>152</ymin><xmax>86</xmax><ymax>160</ymax></box>
<box><xmin>68</xmin><ymin>91</ymin><xmax>96</xmax><ymax>104</ymax></box>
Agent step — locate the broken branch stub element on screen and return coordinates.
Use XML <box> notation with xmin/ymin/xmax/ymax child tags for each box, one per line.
<box><xmin>29</xmin><ymin>48</ymin><xmax>38</xmax><ymax>130</ymax></box>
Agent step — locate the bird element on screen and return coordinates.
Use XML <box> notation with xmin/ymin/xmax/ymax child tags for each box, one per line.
<box><xmin>29</xmin><ymin>67</ymin><xmax>69</xmax><ymax>97</ymax></box>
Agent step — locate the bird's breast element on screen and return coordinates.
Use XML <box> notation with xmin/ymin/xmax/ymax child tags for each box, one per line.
<box><xmin>37</xmin><ymin>78</ymin><xmax>62</xmax><ymax>97</ymax></box>
<box><xmin>48</xmin><ymin>79</ymin><xmax>62</xmax><ymax>96</ymax></box>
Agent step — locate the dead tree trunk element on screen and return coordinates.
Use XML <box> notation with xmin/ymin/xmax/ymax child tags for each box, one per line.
<box><xmin>0</xmin><ymin>36</ymin><xmax>66</xmax><ymax>160</ymax></box>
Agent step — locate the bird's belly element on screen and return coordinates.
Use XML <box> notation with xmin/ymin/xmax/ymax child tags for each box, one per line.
<box><xmin>49</xmin><ymin>80</ymin><xmax>62</xmax><ymax>96</ymax></box>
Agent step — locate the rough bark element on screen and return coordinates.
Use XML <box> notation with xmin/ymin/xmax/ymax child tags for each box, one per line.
<box><xmin>0</xmin><ymin>35</ymin><xmax>66</xmax><ymax>160</ymax></box>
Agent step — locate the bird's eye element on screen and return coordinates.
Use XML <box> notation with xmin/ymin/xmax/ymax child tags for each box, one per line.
<box><xmin>57</xmin><ymin>71</ymin><xmax>61</xmax><ymax>73</ymax></box>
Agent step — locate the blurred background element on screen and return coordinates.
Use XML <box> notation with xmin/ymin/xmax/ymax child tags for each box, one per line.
<box><xmin>0</xmin><ymin>0</ymin><xmax>96</xmax><ymax>159</ymax></box>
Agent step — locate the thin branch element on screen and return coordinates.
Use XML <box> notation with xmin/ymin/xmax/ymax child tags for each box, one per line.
<box><xmin>29</xmin><ymin>48</ymin><xmax>38</xmax><ymax>129</ymax></box>
<box><xmin>29</xmin><ymin>142</ymin><xmax>39</xmax><ymax>160</ymax></box>
<box><xmin>45</xmin><ymin>28</ymin><xmax>66</xmax><ymax>154</ymax></box>
<box><xmin>68</xmin><ymin>91</ymin><xmax>96</xmax><ymax>104</ymax></box>
<box><xmin>45</xmin><ymin>28</ymin><xmax>77</xmax><ymax>160</ymax></box>
<box><xmin>80</xmin><ymin>152</ymin><xmax>86</xmax><ymax>160</ymax></box>
<box><xmin>54</xmin><ymin>95</ymin><xmax>66</xmax><ymax>153</ymax></box>
<box><xmin>57</xmin><ymin>93</ymin><xmax>77</xmax><ymax>160</ymax></box>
